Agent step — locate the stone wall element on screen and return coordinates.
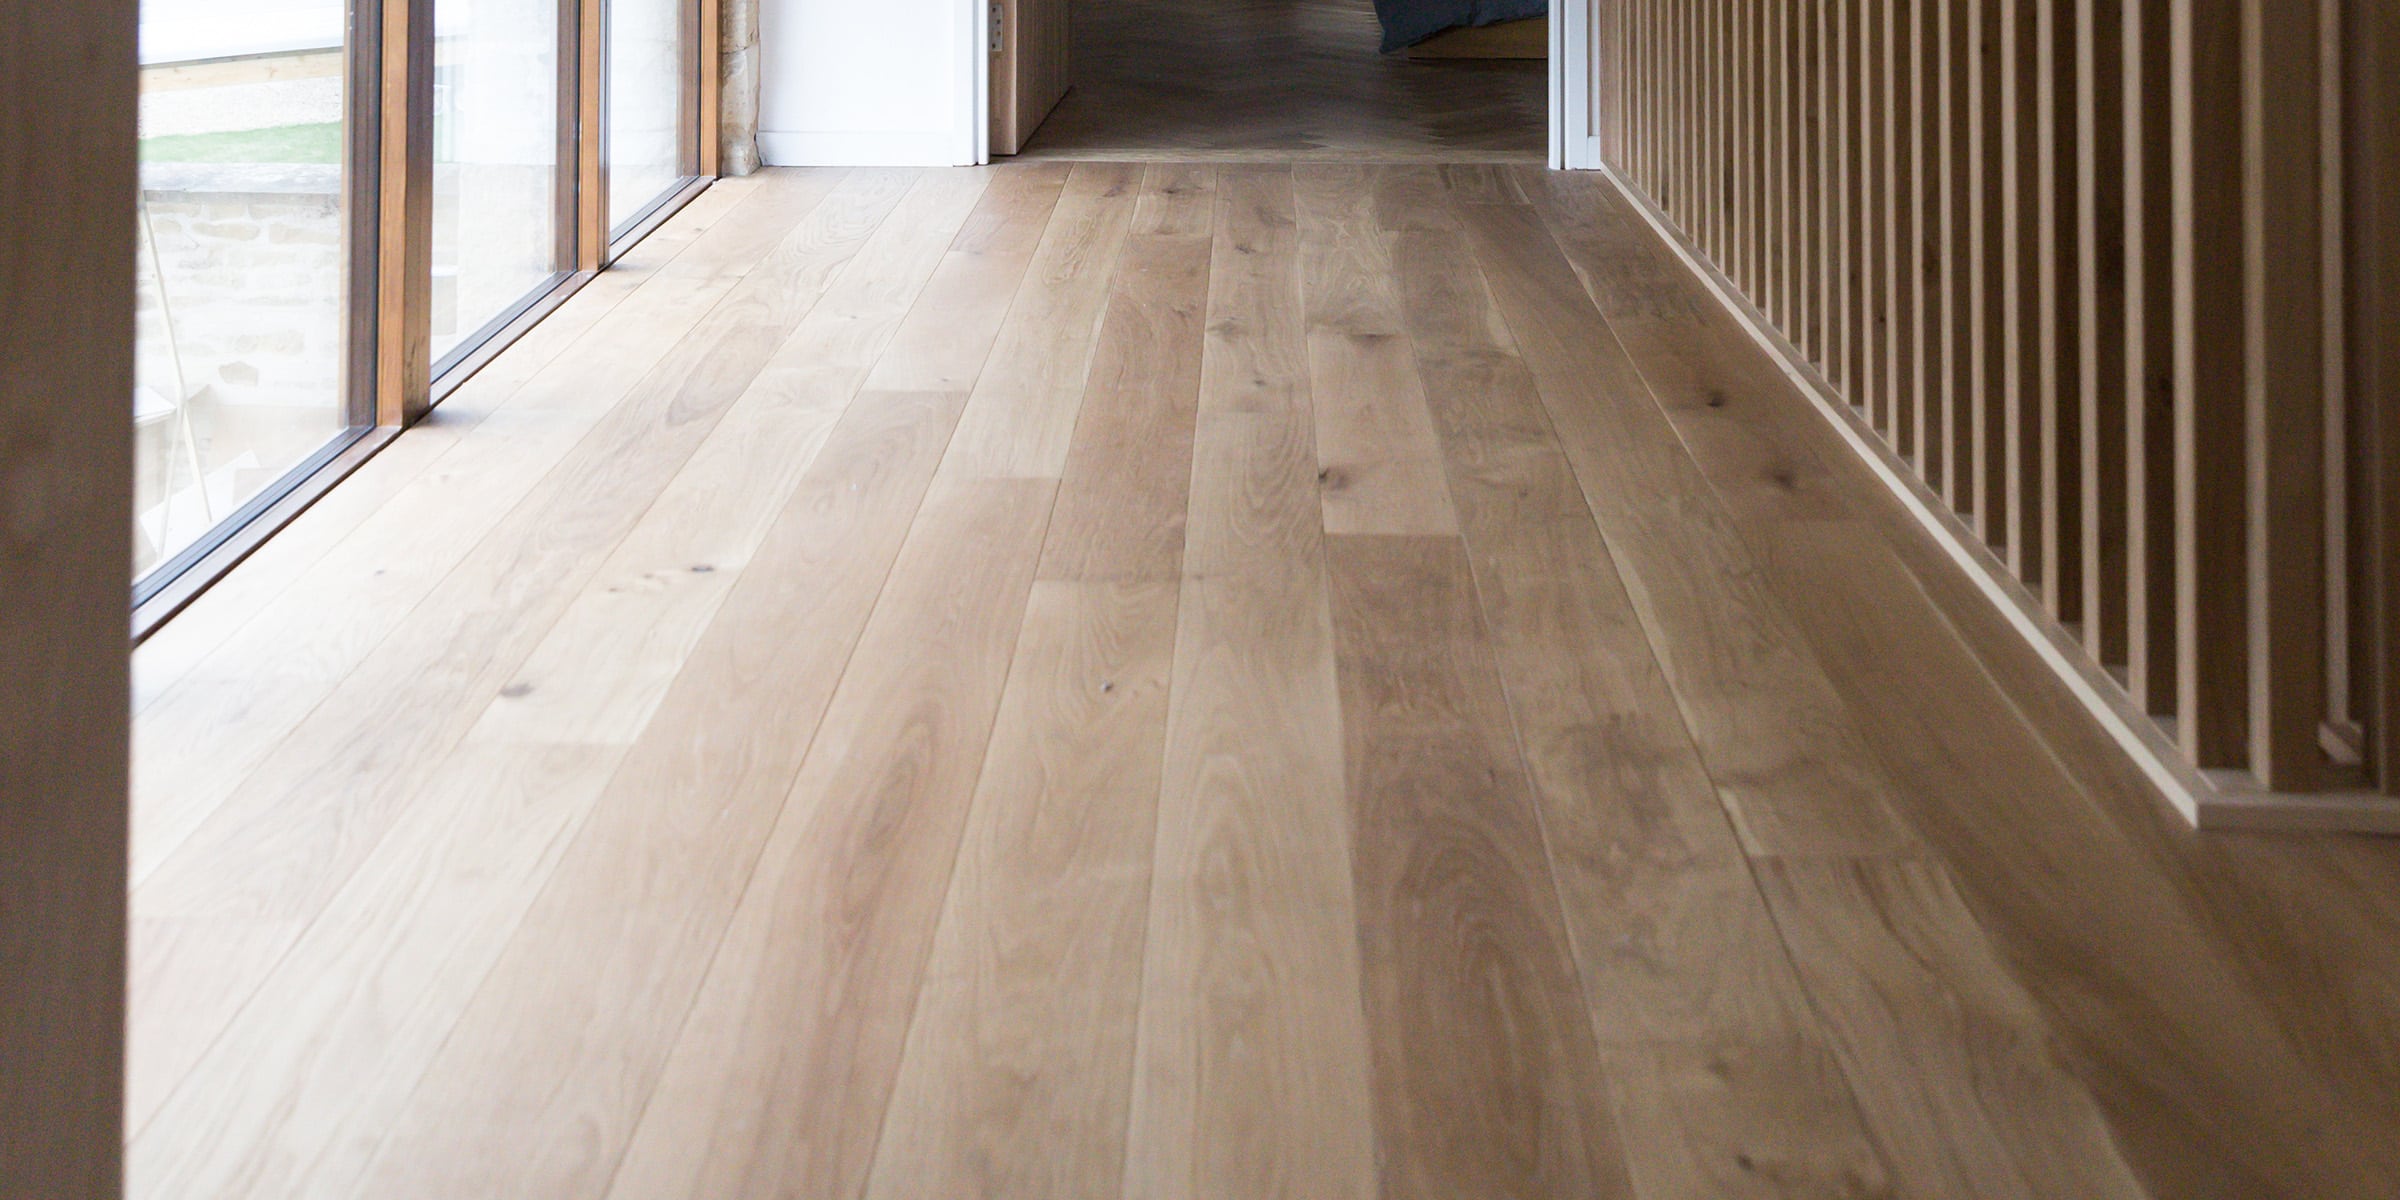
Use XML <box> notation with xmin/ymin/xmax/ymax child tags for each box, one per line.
<box><xmin>722</xmin><ymin>0</ymin><xmax>762</xmax><ymax>175</ymax></box>
<box><xmin>137</xmin><ymin>163</ymin><xmax>348</xmax><ymax>414</ymax></box>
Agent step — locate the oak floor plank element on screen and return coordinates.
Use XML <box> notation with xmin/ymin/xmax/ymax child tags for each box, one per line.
<box><xmin>1386</xmin><ymin>197</ymin><xmax>1897</xmax><ymax>1199</ymax></box>
<box><xmin>861</xmin><ymin>579</ymin><xmax>1181</xmax><ymax>1200</ymax></box>
<box><xmin>1326</xmin><ymin>533</ymin><xmax>1634</xmax><ymax>1200</ymax></box>
<box><xmin>123</xmin><ymin>169</ymin><xmax>923</xmax><ymax>1132</ymax></box>
<box><xmin>468</xmin><ymin>164</ymin><xmax>1064</xmax><ymax>748</ymax></box>
<box><xmin>1444</xmin><ymin>190</ymin><xmax>1917</xmax><ymax>861</ymax></box>
<box><xmin>941</xmin><ymin>162</ymin><xmax>1143</xmax><ymax>477</ymax></box>
<box><xmin>1122</xmin><ymin>164</ymin><xmax>1378</xmax><ymax>1200</ymax></box>
<box><xmin>118</xmin><ymin>170</ymin><xmax>1072</xmax><ymax>1200</ymax></box>
<box><xmin>1294</xmin><ymin>165</ymin><xmax>1460</xmax><ymax>537</ymax></box>
<box><xmin>341</xmin><ymin>384</ymin><xmax>969</xmax><ymax>1198</ymax></box>
<box><xmin>127</xmin><ymin>172</ymin><xmax>834</xmax><ymax>886</ymax></box>
<box><xmin>1038</xmin><ymin>166</ymin><xmax>1217</xmax><ymax>584</ymax></box>
<box><xmin>595</xmin><ymin>477</ymin><xmax>1056</xmax><ymax>1200</ymax></box>
<box><xmin>132</xmin><ymin>397</ymin><xmax>986</xmax><ymax>1200</ymax></box>
<box><xmin>854</xmin><ymin>162</ymin><xmax>1072</xmax><ymax>394</ymax></box>
<box><xmin>1757</xmin><ymin>857</ymin><xmax>2147</xmax><ymax>1200</ymax></box>
<box><xmin>125</xmin><ymin>742</ymin><xmax>627</xmax><ymax>1200</ymax></box>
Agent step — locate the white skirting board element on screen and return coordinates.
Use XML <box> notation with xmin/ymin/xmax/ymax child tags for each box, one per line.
<box><xmin>1596</xmin><ymin>164</ymin><xmax>2400</xmax><ymax>836</ymax></box>
<box><xmin>759</xmin><ymin>129</ymin><xmax>975</xmax><ymax>167</ymax></box>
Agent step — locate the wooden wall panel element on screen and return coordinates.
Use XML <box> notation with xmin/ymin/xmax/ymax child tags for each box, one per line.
<box><xmin>1596</xmin><ymin>0</ymin><xmax>2395</xmax><ymax>819</ymax></box>
<box><xmin>0</xmin><ymin>1</ymin><xmax>137</xmax><ymax>1196</ymax></box>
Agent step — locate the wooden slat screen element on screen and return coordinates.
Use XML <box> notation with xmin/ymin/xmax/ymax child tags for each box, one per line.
<box><xmin>1599</xmin><ymin>0</ymin><xmax>2398</xmax><ymax>817</ymax></box>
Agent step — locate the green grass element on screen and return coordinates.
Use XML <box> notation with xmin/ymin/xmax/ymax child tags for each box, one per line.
<box><xmin>140</xmin><ymin>122</ymin><xmax>343</xmax><ymax>165</ymax></box>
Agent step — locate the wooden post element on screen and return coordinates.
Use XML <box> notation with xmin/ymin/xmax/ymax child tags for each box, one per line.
<box><xmin>579</xmin><ymin>0</ymin><xmax>608</xmax><ymax>267</ymax></box>
<box><xmin>378</xmin><ymin>0</ymin><xmax>436</xmax><ymax>426</ymax></box>
<box><xmin>0</xmin><ymin>1</ymin><xmax>136</xmax><ymax>1195</ymax></box>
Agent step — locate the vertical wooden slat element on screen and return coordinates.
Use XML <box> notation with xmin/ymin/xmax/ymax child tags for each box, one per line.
<box><xmin>2042</xmin><ymin>0</ymin><xmax>2084</xmax><ymax>618</ymax></box>
<box><xmin>1973</xmin><ymin>0</ymin><xmax>2004</xmax><ymax>541</ymax></box>
<box><xmin>1834</xmin><ymin>0</ymin><xmax>1855</xmax><ymax>395</ymax></box>
<box><xmin>2079</xmin><ymin>0</ymin><xmax>2130</xmax><ymax>666</ymax></box>
<box><xmin>1754</xmin><ymin>0</ymin><xmax>1770</xmax><ymax>302</ymax></box>
<box><xmin>1774</xmin><ymin>0</ymin><xmax>1793</xmax><ymax>333</ymax></box>
<box><xmin>1739</xmin><ymin>0</ymin><xmax>1756</xmax><ymax>298</ymax></box>
<box><xmin>1815</xmin><ymin>0</ymin><xmax>1832</xmax><ymax>369</ymax></box>
<box><xmin>2002</xmin><ymin>0</ymin><xmax>2040</xmax><ymax>580</ymax></box>
<box><xmin>1710</xmin><ymin>0</ymin><xmax>1726</xmax><ymax>259</ymax></box>
<box><xmin>1860</xmin><ymin>0</ymin><xmax>1886</xmax><ymax>433</ymax></box>
<box><xmin>1888</xmin><ymin>0</ymin><xmax>1920</xmax><ymax>456</ymax></box>
<box><xmin>2243</xmin><ymin>0</ymin><xmax>2327</xmax><ymax>791</ymax></box>
<box><xmin>1800</xmin><ymin>0</ymin><xmax>1821</xmax><ymax>363</ymax></box>
<box><xmin>2126</xmin><ymin>0</ymin><xmax>2176</xmax><ymax>715</ymax></box>
<box><xmin>1912</xmin><ymin>0</ymin><xmax>1942</xmax><ymax>479</ymax></box>
<box><xmin>1704</xmin><ymin>0</ymin><xmax>1719</xmax><ymax>248</ymax></box>
<box><xmin>1681</xmin><ymin>0</ymin><xmax>1696</xmax><ymax>221</ymax></box>
<box><xmin>2172</xmin><ymin>0</ymin><xmax>2249</xmax><ymax>768</ymax></box>
<box><xmin>1942</xmin><ymin>0</ymin><xmax>1973</xmax><ymax>505</ymax></box>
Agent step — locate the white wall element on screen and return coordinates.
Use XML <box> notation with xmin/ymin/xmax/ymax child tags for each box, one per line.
<box><xmin>757</xmin><ymin>0</ymin><xmax>980</xmax><ymax>166</ymax></box>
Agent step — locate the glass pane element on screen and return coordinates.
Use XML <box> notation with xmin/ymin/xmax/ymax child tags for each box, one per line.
<box><xmin>135</xmin><ymin>0</ymin><xmax>360</xmax><ymax>583</ymax></box>
<box><xmin>608</xmin><ymin>0</ymin><xmax>687</xmax><ymax>235</ymax></box>
<box><xmin>433</xmin><ymin>0</ymin><xmax>563</xmax><ymax>362</ymax></box>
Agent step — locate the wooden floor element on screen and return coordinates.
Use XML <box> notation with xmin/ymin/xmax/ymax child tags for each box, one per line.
<box><xmin>1019</xmin><ymin>0</ymin><xmax>1545</xmax><ymax>160</ymax></box>
<box><xmin>128</xmin><ymin>163</ymin><xmax>2400</xmax><ymax>1200</ymax></box>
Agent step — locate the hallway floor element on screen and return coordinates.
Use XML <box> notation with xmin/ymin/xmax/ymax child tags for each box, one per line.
<box><xmin>1020</xmin><ymin>0</ymin><xmax>1545</xmax><ymax>160</ymax></box>
<box><xmin>129</xmin><ymin>163</ymin><xmax>2400</xmax><ymax>1198</ymax></box>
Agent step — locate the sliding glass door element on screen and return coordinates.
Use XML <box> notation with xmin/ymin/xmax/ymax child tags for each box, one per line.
<box><xmin>606</xmin><ymin>0</ymin><xmax>694</xmax><ymax>238</ymax></box>
<box><xmin>134</xmin><ymin>0</ymin><xmax>376</xmax><ymax>591</ymax></box>
<box><xmin>431</xmin><ymin>0</ymin><xmax>570</xmax><ymax>365</ymax></box>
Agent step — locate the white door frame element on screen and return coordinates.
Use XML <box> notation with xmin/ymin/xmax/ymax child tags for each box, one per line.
<box><xmin>965</xmin><ymin>0</ymin><xmax>1604</xmax><ymax>169</ymax></box>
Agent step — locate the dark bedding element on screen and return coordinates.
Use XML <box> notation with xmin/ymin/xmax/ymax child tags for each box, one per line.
<box><xmin>1373</xmin><ymin>0</ymin><xmax>1548</xmax><ymax>53</ymax></box>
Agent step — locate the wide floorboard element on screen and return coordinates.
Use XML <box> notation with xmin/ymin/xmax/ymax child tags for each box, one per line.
<box><xmin>129</xmin><ymin>162</ymin><xmax>2400</xmax><ymax>1200</ymax></box>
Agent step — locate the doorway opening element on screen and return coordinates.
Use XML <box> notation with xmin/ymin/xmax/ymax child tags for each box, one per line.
<box><xmin>990</xmin><ymin>0</ymin><xmax>1564</xmax><ymax>164</ymax></box>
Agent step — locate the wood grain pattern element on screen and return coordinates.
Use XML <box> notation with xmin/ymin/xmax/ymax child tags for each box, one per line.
<box><xmin>1451</xmin><ymin>191</ymin><xmax>1916</xmax><ymax>859</ymax></box>
<box><xmin>862</xmin><ymin>579</ymin><xmax>1180</xmax><ymax>1199</ymax></box>
<box><xmin>1039</xmin><ymin>165</ymin><xmax>1217</xmax><ymax>583</ymax></box>
<box><xmin>1123</xmin><ymin>165</ymin><xmax>1378</xmax><ymax>1200</ymax></box>
<box><xmin>350</xmin><ymin>384</ymin><xmax>971</xmax><ymax>1199</ymax></box>
<box><xmin>1327</xmin><ymin>533</ymin><xmax>1632</xmax><ymax>1200</ymax></box>
<box><xmin>124</xmin><ymin>167</ymin><xmax>953</xmax><ymax>1133</ymax></box>
<box><xmin>942</xmin><ymin>161</ymin><xmax>1141</xmax><ymax>477</ymax></box>
<box><xmin>599</xmin><ymin>478</ymin><xmax>1055</xmax><ymax>1200</ymax></box>
<box><xmin>1294</xmin><ymin>165</ymin><xmax>1460</xmax><ymax>537</ymax></box>
<box><xmin>1758</xmin><ymin>857</ymin><xmax>2147</xmax><ymax>1200</ymax></box>
<box><xmin>1386</xmin><ymin>176</ymin><xmax>1895</xmax><ymax>1200</ymax></box>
